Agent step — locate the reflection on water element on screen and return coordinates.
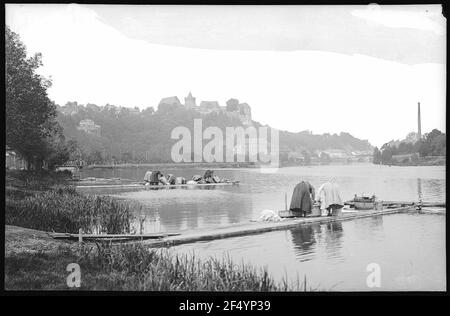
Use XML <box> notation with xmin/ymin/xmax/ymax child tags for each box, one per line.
<box><xmin>323</xmin><ymin>221</ymin><xmax>344</xmax><ymax>260</ymax></box>
<box><xmin>290</xmin><ymin>225</ymin><xmax>316</xmax><ymax>261</ymax></box>
<box><xmin>79</xmin><ymin>164</ymin><xmax>445</xmax><ymax>233</ymax></box>
<box><xmin>171</xmin><ymin>213</ymin><xmax>446</xmax><ymax>291</ymax></box>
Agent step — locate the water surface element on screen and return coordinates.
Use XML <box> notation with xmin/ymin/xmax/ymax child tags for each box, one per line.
<box><xmin>171</xmin><ymin>212</ymin><xmax>446</xmax><ymax>291</ymax></box>
<box><xmin>80</xmin><ymin>164</ymin><xmax>446</xmax><ymax>233</ymax></box>
<box><xmin>79</xmin><ymin>164</ymin><xmax>446</xmax><ymax>291</ymax></box>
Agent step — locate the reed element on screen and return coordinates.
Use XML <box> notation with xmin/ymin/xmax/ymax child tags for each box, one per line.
<box><xmin>79</xmin><ymin>243</ymin><xmax>312</xmax><ymax>291</ymax></box>
<box><xmin>5</xmin><ymin>189</ymin><xmax>137</xmax><ymax>234</ymax></box>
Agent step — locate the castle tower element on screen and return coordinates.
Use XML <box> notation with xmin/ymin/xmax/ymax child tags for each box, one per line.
<box><xmin>184</xmin><ymin>91</ymin><xmax>197</xmax><ymax>109</ymax></box>
<box><xmin>417</xmin><ymin>102</ymin><xmax>422</xmax><ymax>141</ymax></box>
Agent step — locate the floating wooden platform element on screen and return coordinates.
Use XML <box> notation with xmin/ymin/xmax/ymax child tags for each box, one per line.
<box><xmin>139</xmin><ymin>205</ymin><xmax>418</xmax><ymax>248</ymax></box>
<box><xmin>49</xmin><ymin>232</ymin><xmax>180</xmax><ymax>241</ymax></box>
<box><xmin>344</xmin><ymin>200</ymin><xmax>445</xmax><ymax>208</ymax></box>
<box><xmin>75</xmin><ymin>181</ymin><xmax>240</xmax><ymax>189</ymax></box>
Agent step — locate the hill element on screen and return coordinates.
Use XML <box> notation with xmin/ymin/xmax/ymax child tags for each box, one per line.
<box><xmin>56</xmin><ymin>98</ymin><xmax>373</xmax><ymax>165</ymax></box>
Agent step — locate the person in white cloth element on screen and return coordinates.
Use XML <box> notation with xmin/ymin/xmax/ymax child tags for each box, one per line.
<box><xmin>316</xmin><ymin>179</ymin><xmax>343</xmax><ymax>216</ymax></box>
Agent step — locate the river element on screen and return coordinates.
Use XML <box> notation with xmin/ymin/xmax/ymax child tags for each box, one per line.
<box><xmin>79</xmin><ymin>163</ymin><xmax>446</xmax><ymax>291</ymax></box>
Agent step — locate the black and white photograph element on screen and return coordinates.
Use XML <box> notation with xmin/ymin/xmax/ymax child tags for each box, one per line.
<box><xmin>4</xmin><ymin>3</ymin><xmax>446</xmax><ymax>296</ymax></box>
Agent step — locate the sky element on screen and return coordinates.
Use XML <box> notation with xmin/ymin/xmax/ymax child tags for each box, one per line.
<box><xmin>5</xmin><ymin>4</ymin><xmax>446</xmax><ymax>147</ymax></box>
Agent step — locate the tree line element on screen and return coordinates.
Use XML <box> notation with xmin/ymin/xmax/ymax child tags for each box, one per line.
<box><xmin>56</xmin><ymin>101</ymin><xmax>373</xmax><ymax>166</ymax></box>
<box><xmin>372</xmin><ymin>129</ymin><xmax>446</xmax><ymax>165</ymax></box>
<box><xmin>6</xmin><ymin>27</ymin><xmax>71</xmax><ymax>170</ymax></box>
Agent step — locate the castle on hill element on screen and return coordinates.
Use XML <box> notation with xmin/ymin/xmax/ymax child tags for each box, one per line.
<box><xmin>158</xmin><ymin>91</ymin><xmax>252</xmax><ymax>126</ymax></box>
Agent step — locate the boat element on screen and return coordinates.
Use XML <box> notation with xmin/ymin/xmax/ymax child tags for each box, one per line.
<box><xmin>353</xmin><ymin>195</ymin><xmax>376</xmax><ymax>210</ymax></box>
<box><xmin>76</xmin><ymin>180</ymin><xmax>240</xmax><ymax>189</ymax></box>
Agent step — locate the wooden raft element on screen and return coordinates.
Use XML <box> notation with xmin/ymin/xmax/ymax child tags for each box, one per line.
<box><xmin>75</xmin><ymin>181</ymin><xmax>240</xmax><ymax>189</ymax></box>
<box><xmin>139</xmin><ymin>205</ymin><xmax>418</xmax><ymax>248</ymax></box>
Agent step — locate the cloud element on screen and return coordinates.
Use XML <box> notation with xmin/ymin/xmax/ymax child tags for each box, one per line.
<box><xmin>351</xmin><ymin>4</ymin><xmax>445</xmax><ymax>35</ymax></box>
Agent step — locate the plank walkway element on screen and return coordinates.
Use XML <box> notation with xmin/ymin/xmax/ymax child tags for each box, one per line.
<box><xmin>140</xmin><ymin>205</ymin><xmax>418</xmax><ymax>248</ymax></box>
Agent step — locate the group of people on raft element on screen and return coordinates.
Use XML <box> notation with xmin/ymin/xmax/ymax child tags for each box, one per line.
<box><xmin>289</xmin><ymin>179</ymin><xmax>343</xmax><ymax>217</ymax></box>
<box><xmin>143</xmin><ymin>169</ymin><xmax>226</xmax><ymax>186</ymax></box>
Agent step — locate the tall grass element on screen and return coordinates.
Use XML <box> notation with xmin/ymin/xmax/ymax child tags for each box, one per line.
<box><xmin>5</xmin><ymin>243</ymin><xmax>316</xmax><ymax>291</ymax></box>
<box><xmin>5</xmin><ymin>190</ymin><xmax>137</xmax><ymax>234</ymax></box>
<box><xmin>6</xmin><ymin>169</ymin><xmax>72</xmax><ymax>191</ymax></box>
<box><xmin>80</xmin><ymin>243</ymin><xmax>312</xmax><ymax>291</ymax></box>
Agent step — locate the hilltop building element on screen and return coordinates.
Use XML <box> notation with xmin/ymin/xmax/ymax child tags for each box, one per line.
<box><xmin>60</xmin><ymin>101</ymin><xmax>80</xmax><ymax>116</ymax></box>
<box><xmin>159</xmin><ymin>96</ymin><xmax>182</xmax><ymax>107</ymax></box>
<box><xmin>158</xmin><ymin>92</ymin><xmax>253</xmax><ymax>126</ymax></box>
<box><xmin>77</xmin><ymin>119</ymin><xmax>101</xmax><ymax>137</ymax></box>
<box><xmin>225</xmin><ymin>100</ymin><xmax>252</xmax><ymax>126</ymax></box>
<box><xmin>199</xmin><ymin>101</ymin><xmax>221</xmax><ymax>114</ymax></box>
<box><xmin>184</xmin><ymin>92</ymin><xmax>197</xmax><ymax>109</ymax></box>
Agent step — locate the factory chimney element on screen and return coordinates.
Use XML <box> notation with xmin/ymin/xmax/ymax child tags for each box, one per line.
<box><xmin>417</xmin><ymin>102</ymin><xmax>422</xmax><ymax>141</ymax></box>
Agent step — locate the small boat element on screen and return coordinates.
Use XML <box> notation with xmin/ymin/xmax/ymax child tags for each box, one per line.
<box><xmin>353</xmin><ymin>195</ymin><xmax>376</xmax><ymax>210</ymax></box>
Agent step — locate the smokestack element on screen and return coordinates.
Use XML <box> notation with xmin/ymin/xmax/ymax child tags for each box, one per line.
<box><xmin>417</xmin><ymin>102</ymin><xmax>422</xmax><ymax>141</ymax></box>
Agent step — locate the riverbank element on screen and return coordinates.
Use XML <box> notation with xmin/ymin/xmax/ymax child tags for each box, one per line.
<box><xmin>4</xmin><ymin>224</ymin><xmax>312</xmax><ymax>291</ymax></box>
<box><xmin>84</xmin><ymin>162</ymin><xmax>257</xmax><ymax>169</ymax></box>
<box><xmin>83</xmin><ymin>160</ymin><xmax>381</xmax><ymax>170</ymax></box>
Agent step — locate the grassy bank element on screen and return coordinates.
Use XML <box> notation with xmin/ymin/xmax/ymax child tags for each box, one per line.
<box><xmin>5</xmin><ymin>241</ymin><xmax>311</xmax><ymax>291</ymax></box>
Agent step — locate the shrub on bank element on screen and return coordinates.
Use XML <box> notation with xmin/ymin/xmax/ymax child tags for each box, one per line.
<box><xmin>5</xmin><ymin>190</ymin><xmax>136</xmax><ymax>234</ymax></box>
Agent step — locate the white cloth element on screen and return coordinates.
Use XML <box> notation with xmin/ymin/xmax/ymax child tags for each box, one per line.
<box><xmin>316</xmin><ymin>181</ymin><xmax>343</xmax><ymax>211</ymax></box>
<box><xmin>143</xmin><ymin>171</ymin><xmax>152</xmax><ymax>182</ymax></box>
<box><xmin>257</xmin><ymin>210</ymin><xmax>282</xmax><ymax>222</ymax></box>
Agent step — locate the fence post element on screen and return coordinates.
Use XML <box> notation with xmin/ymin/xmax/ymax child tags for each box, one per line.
<box><xmin>78</xmin><ymin>228</ymin><xmax>83</xmax><ymax>257</ymax></box>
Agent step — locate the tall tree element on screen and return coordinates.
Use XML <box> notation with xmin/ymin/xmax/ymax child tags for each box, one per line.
<box><xmin>5</xmin><ymin>26</ymin><xmax>58</xmax><ymax>169</ymax></box>
<box><xmin>372</xmin><ymin>147</ymin><xmax>381</xmax><ymax>164</ymax></box>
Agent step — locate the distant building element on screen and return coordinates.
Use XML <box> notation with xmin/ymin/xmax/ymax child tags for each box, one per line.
<box><xmin>159</xmin><ymin>96</ymin><xmax>182</xmax><ymax>107</ymax></box>
<box><xmin>392</xmin><ymin>153</ymin><xmax>417</xmax><ymax>163</ymax></box>
<box><xmin>77</xmin><ymin>119</ymin><xmax>101</xmax><ymax>137</ymax></box>
<box><xmin>184</xmin><ymin>92</ymin><xmax>197</xmax><ymax>109</ymax></box>
<box><xmin>158</xmin><ymin>93</ymin><xmax>253</xmax><ymax>125</ymax></box>
<box><xmin>104</xmin><ymin>104</ymin><xmax>122</xmax><ymax>115</ymax></box>
<box><xmin>225</xmin><ymin>99</ymin><xmax>253</xmax><ymax>126</ymax></box>
<box><xmin>199</xmin><ymin>101</ymin><xmax>221</xmax><ymax>114</ymax></box>
<box><xmin>60</xmin><ymin>101</ymin><xmax>80</xmax><ymax>116</ymax></box>
<box><xmin>5</xmin><ymin>147</ymin><xmax>26</xmax><ymax>170</ymax></box>
<box><xmin>321</xmin><ymin>149</ymin><xmax>349</xmax><ymax>159</ymax></box>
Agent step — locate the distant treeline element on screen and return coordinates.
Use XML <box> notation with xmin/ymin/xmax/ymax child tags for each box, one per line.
<box><xmin>372</xmin><ymin>129</ymin><xmax>446</xmax><ymax>165</ymax></box>
<box><xmin>56</xmin><ymin>102</ymin><xmax>372</xmax><ymax>165</ymax></box>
